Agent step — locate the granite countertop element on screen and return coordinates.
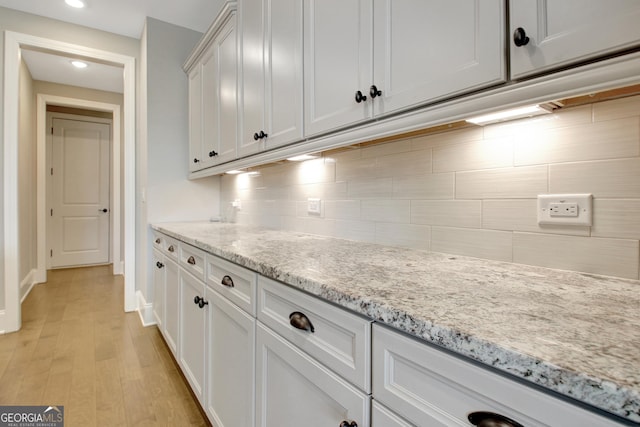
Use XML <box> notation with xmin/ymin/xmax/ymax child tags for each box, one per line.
<box><xmin>151</xmin><ymin>221</ymin><xmax>640</xmax><ymax>423</ymax></box>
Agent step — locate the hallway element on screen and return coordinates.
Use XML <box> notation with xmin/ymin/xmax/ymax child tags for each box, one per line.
<box><xmin>0</xmin><ymin>266</ymin><xmax>209</xmax><ymax>426</ymax></box>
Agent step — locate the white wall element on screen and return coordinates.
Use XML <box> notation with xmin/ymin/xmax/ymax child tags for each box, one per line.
<box><xmin>0</xmin><ymin>5</ymin><xmax>139</xmax><ymax>313</ymax></box>
<box><xmin>138</xmin><ymin>18</ymin><xmax>221</xmax><ymax>306</ymax></box>
<box><xmin>221</xmin><ymin>95</ymin><xmax>640</xmax><ymax>281</ymax></box>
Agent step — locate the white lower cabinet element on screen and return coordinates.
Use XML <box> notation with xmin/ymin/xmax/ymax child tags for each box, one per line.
<box><xmin>179</xmin><ymin>270</ymin><xmax>207</xmax><ymax>405</ymax></box>
<box><xmin>256</xmin><ymin>322</ymin><xmax>370</xmax><ymax>427</ymax></box>
<box><xmin>151</xmin><ymin>248</ymin><xmax>165</xmax><ymax>328</ymax></box>
<box><xmin>205</xmin><ymin>286</ymin><xmax>255</xmax><ymax>427</ymax></box>
<box><xmin>372</xmin><ymin>401</ymin><xmax>412</xmax><ymax>427</ymax></box>
<box><xmin>372</xmin><ymin>324</ymin><xmax>625</xmax><ymax>427</ymax></box>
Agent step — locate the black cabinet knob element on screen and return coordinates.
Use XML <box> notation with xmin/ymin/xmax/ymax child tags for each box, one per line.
<box><xmin>340</xmin><ymin>421</ymin><xmax>357</xmax><ymax>427</ymax></box>
<box><xmin>193</xmin><ymin>158</ymin><xmax>200</xmax><ymax>163</ymax></box>
<box><xmin>99</xmin><ymin>208</ymin><xmax>108</xmax><ymax>213</ymax></box>
<box><xmin>254</xmin><ymin>130</ymin><xmax>268</xmax><ymax>140</ymax></box>
<box><xmin>513</xmin><ymin>27</ymin><xmax>530</xmax><ymax>47</ymax></box>
<box><xmin>468</xmin><ymin>412</ymin><xmax>524</xmax><ymax>427</ymax></box>
<box><xmin>194</xmin><ymin>295</ymin><xmax>201</xmax><ymax>305</ymax></box>
<box><xmin>156</xmin><ymin>261</ymin><xmax>164</xmax><ymax>269</ymax></box>
<box><xmin>209</xmin><ymin>150</ymin><xmax>218</xmax><ymax>157</ymax></box>
<box><xmin>369</xmin><ymin>85</ymin><xmax>382</xmax><ymax>98</ymax></box>
<box><xmin>354</xmin><ymin>90</ymin><xmax>367</xmax><ymax>103</ymax></box>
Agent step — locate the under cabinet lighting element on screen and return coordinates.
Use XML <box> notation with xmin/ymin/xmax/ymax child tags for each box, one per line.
<box><xmin>71</xmin><ymin>60</ymin><xmax>88</xmax><ymax>69</ymax></box>
<box><xmin>287</xmin><ymin>154</ymin><xmax>319</xmax><ymax>162</ymax></box>
<box><xmin>466</xmin><ymin>104</ymin><xmax>552</xmax><ymax>125</ymax></box>
<box><xmin>225</xmin><ymin>170</ymin><xmax>244</xmax><ymax>174</ymax></box>
<box><xmin>65</xmin><ymin>0</ymin><xmax>86</xmax><ymax>8</ymax></box>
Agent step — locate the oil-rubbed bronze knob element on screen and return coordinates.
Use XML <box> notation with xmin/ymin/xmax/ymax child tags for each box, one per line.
<box><xmin>187</xmin><ymin>256</ymin><xmax>196</xmax><ymax>265</ymax></box>
<box><xmin>289</xmin><ymin>311</ymin><xmax>314</xmax><ymax>333</ymax></box>
<box><xmin>167</xmin><ymin>245</ymin><xmax>175</xmax><ymax>253</ymax></box>
<box><xmin>340</xmin><ymin>421</ymin><xmax>357</xmax><ymax>427</ymax></box>
<box><xmin>468</xmin><ymin>412</ymin><xmax>524</xmax><ymax>427</ymax></box>
<box><xmin>513</xmin><ymin>27</ymin><xmax>530</xmax><ymax>47</ymax></box>
<box><xmin>221</xmin><ymin>275</ymin><xmax>234</xmax><ymax>288</ymax></box>
<box><xmin>155</xmin><ymin>238</ymin><xmax>161</xmax><ymax>244</ymax></box>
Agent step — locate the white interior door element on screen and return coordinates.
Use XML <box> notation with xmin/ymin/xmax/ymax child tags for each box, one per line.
<box><xmin>50</xmin><ymin>117</ymin><xmax>111</xmax><ymax>268</ymax></box>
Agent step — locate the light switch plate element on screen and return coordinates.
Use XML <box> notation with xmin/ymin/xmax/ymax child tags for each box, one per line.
<box><xmin>537</xmin><ymin>194</ymin><xmax>592</xmax><ymax>226</ymax></box>
<box><xmin>307</xmin><ymin>198</ymin><xmax>321</xmax><ymax>215</ymax></box>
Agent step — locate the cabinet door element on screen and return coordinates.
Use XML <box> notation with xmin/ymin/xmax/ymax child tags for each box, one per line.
<box><xmin>238</xmin><ymin>0</ymin><xmax>266</xmax><ymax>158</ymax></box>
<box><xmin>264</xmin><ymin>0</ymin><xmax>304</xmax><ymax>149</ymax></box>
<box><xmin>205</xmin><ymin>287</ymin><xmax>256</xmax><ymax>427</ymax></box>
<box><xmin>152</xmin><ymin>249</ymin><xmax>165</xmax><ymax>327</ymax></box>
<box><xmin>163</xmin><ymin>258</ymin><xmax>180</xmax><ymax>356</ymax></box>
<box><xmin>202</xmin><ymin>14</ymin><xmax>238</xmax><ymax>168</ymax></box>
<box><xmin>256</xmin><ymin>323</ymin><xmax>370</xmax><ymax>427</ymax></box>
<box><xmin>304</xmin><ymin>0</ymin><xmax>373</xmax><ymax>137</ymax></box>
<box><xmin>188</xmin><ymin>65</ymin><xmax>203</xmax><ymax>171</ymax></box>
<box><xmin>510</xmin><ymin>0</ymin><xmax>640</xmax><ymax>79</ymax></box>
<box><xmin>179</xmin><ymin>270</ymin><xmax>207</xmax><ymax>405</ymax></box>
<box><xmin>372</xmin><ymin>0</ymin><xmax>505</xmax><ymax>116</ymax></box>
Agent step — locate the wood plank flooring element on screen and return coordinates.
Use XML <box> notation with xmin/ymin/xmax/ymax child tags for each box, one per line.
<box><xmin>0</xmin><ymin>265</ymin><xmax>209</xmax><ymax>426</ymax></box>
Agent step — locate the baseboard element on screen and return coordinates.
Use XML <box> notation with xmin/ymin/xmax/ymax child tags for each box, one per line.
<box><xmin>113</xmin><ymin>260</ymin><xmax>124</xmax><ymax>276</ymax></box>
<box><xmin>20</xmin><ymin>269</ymin><xmax>38</xmax><ymax>303</ymax></box>
<box><xmin>0</xmin><ymin>310</ymin><xmax>5</xmax><ymax>334</ymax></box>
<box><xmin>136</xmin><ymin>290</ymin><xmax>157</xmax><ymax>327</ymax></box>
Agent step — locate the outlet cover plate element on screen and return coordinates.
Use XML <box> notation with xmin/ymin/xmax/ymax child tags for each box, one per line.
<box><xmin>537</xmin><ymin>194</ymin><xmax>592</xmax><ymax>226</ymax></box>
<box><xmin>307</xmin><ymin>198</ymin><xmax>321</xmax><ymax>215</ymax></box>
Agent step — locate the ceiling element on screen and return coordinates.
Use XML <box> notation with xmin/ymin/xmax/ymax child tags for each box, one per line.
<box><xmin>1</xmin><ymin>0</ymin><xmax>222</xmax><ymax>94</ymax></box>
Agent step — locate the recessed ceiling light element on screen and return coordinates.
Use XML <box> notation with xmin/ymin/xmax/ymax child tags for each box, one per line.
<box><xmin>65</xmin><ymin>0</ymin><xmax>86</xmax><ymax>8</ymax></box>
<box><xmin>71</xmin><ymin>60</ymin><xmax>88</xmax><ymax>69</ymax></box>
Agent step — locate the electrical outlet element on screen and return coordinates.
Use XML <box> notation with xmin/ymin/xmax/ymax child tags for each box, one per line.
<box><xmin>232</xmin><ymin>199</ymin><xmax>242</xmax><ymax>210</ymax></box>
<box><xmin>538</xmin><ymin>194</ymin><xmax>592</xmax><ymax>226</ymax></box>
<box><xmin>307</xmin><ymin>198</ymin><xmax>321</xmax><ymax>215</ymax></box>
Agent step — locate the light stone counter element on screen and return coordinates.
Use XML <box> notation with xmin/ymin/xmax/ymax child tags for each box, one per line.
<box><xmin>151</xmin><ymin>221</ymin><xmax>640</xmax><ymax>423</ymax></box>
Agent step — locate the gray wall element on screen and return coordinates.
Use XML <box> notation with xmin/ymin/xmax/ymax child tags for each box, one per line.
<box><xmin>138</xmin><ymin>18</ymin><xmax>221</xmax><ymax>305</ymax></box>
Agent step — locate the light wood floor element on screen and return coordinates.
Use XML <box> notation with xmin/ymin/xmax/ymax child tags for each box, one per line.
<box><xmin>0</xmin><ymin>265</ymin><xmax>210</xmax><ymax>426</ymax></box>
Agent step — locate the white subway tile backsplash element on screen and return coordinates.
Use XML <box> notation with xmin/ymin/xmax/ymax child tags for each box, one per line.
<box><xmin>513</xmin><ymin>233</ymin><xmax>639</xmax><ymax>279</ymax></box>
<box><xmin>550</xmin><ymin>158</ymin><xmax>640</xmax><ymax>198</ymax></box>
<box><xmin>393</xmin><ymin>173</ymin><xmax>454</xmax><ymax>199</ymax></box>
<box><xmin>514</xmin><ymin>117</ymin><xmax>639</xmax><ymax>166</ymax></box>
<box><xmin>456</xmin><ymin>166</ymin><xmax>548</xmax><ymax>199</ymax></box>
<box><xmin>221</xmin><ymin>95</ymin><xmax>640</xmax><ymax>280</ymax></box>
<box><xmin>593</xmin><ymin>94</ymin><xmax>640</xmax><ymax>122</ymax></box>
<box><xmin>411</xmin><ymin>200</ymin><xmax>482</xmax><ymax>228</ymax></box>
<box><xmin>482</xmin><ymin>199</ymin><xmax>590</xmax><ymax>236</ymax></box>
<box><xmin>362</xmin><ymin>199</ymin><xmax>411</xmax><ymax>223</ymax></box>
<box><xmin>433</xmin><ymin>137</ymin><xmax>513</xmax><ymax>172</ymax></box>
<box><xmin>375</xmin><ymin>223</ymin><xmax>431</xmax><ymax>250</ymax></box>
<box><xmin>592</xmin><ymin>199</ymin><xmax>640</xmax><ymax>239</ymax></box>
<box><xmin>431</xmin><ymin>227</ymin><xmax>513</xmax><ymax>262</ymax></box>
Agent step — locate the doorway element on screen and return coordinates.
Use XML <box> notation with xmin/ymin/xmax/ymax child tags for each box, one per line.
<box><xmin>3</xmin><ymin>31</ymin><xmax>136</xmax><ymax>334</ymax></box>
<box><xmin>47</xmin><ymin>112</ymin><xmax>112</xmax><ymax>268</ymax></box>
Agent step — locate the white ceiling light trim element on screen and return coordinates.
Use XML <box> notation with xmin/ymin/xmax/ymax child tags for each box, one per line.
<box><xmin>65</xmin><ymin>0</ymin><xmax>86</xmax><ymax>8</ymax></box>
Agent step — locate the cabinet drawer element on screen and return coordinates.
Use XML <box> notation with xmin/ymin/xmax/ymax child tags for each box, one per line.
<box><xmin>179</xmin><ymin>243</ymin><xmax>206</xmax><ymax>281</ymax></box>
<box><xmin>373</xmin><ymin>324</ymin><xmax>625</xmax><ymax>427</ymax></box>
<box><xmin>152</xmin><ymin>231</ymin><xmax>164</xmax><ymax>251</ymax></box>
<box><xmin>163</xmin><ymin>235</ymin><xmax>179</xmax><ymax>261</ymax></box>
<box><xmin>257</xmin><ymin>276</ymin><xmax>371</xmax><ymax>392</ymax></box>
<box><xmin>205</xmin><ymin>253</ymin><xmax>257</xmax><ymax>316</ymax></box>
<box><xmin>372</xmin><ymin>401</ymin><xmax>412</xmax><ymax>427</ymax></box>
<box><xmin>256</xmin><ymin>323</ymin><xmax>369</xmax><ymax>427</ymax></box>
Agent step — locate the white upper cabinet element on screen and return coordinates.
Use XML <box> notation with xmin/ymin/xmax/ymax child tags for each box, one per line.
<box><xmin>239</xmin><ymin>0</ymin><xmax>304</xmax><ymax>158</ymax></box>
<box><xmin>186</xmin><ymin>3</ymin><xmax>238</xmax><ymax>171</ymax></box>
<box><xmin>510</xmin><ymin>0</ymin><xmax>640</xmax><ymax>79</ymax></box>
<box><xmin>372</xmin><ymin>0</ymin><xmax>505</xmax><ymax>116</ymax></box>
<box><xmin>303</xmin><ymin>0</ymin><xmax>505</xmax><ymax>138</ymax></box>
<box><xmin>303</xmin><ymin>0</ymin><xmax>374</xmax><ymax>137</ymax></box>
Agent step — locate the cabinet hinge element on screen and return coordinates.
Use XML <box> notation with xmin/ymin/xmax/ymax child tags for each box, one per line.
<box><xmin>50</xmin><ymin>249</ymin><xmax>53</xmax><ymax>257</ymax></box>
<box><xmin>51</xmin><ymin>168</ymin><xmax>53</xmax><ymax>176</ymax></box>
<box><xmin>50</xmin><ymin>209</ymin><xmax>53</xmax><ymax>217</ymax></box>
<box><xmin>51</xmin><ymin>127</ymin><xmax>53</xmax><ymax>134</ymax></box>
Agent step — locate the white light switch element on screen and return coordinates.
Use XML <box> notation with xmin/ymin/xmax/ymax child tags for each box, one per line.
<box><xmin>538</xmin><ymin>194</ymin><xmax>592</xmax><ymax>226</ymax></box>
<box><xmin>307</xmin><ymin>198</ymin><xmax>321</xmax><ymax>215</ymax></box>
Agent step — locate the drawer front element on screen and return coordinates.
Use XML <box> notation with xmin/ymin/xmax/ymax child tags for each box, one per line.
<box><xmin>152</xmin><ymin>231</ymin><xmax>164</xmax><ymax>251</ymax></box>
<box><xmin>373</xmin><ymin>324</ymin><xmax>625</xmax><ymax>427</ymax></box>
<box><xmin>205</xmin><ymin>253</ymin><xmax>257</xmax><ymax>316</ymax></box>
<box><xmin>179</xmin><ymin>243</ymin><xmax>206</xmax><ymax>281</ymax></box>
<box><xmin>163</xmin><ymin>235</ymin><xmax>179</xmax><ymax>261</ymax></box>
<box><xmin>257</xmin><ymin>276</ymin><xmax>371</xmax><ymax>392</ymax></box>
<box><xmin>372</xmin><ymin>401</ymin><xmax>413</xmax><ymax>427</ymax></box>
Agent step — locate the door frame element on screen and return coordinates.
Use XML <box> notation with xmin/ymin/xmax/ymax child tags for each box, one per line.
<box><xmin>3</xmin><ymin>31</ymin><xmax>136</xmax><ymax>333</ymax></box>
<box><xmin>45</xmin><ymin>108</ymin><xmax>117</xmax><ymax>271</ymax></box>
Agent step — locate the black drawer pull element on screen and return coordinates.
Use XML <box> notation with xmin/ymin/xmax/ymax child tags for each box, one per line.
<box><xmin>156</xmin><ymin>261</ymin><xmax>164</xmax><ymax>269</ymax></box>
<box><xmin>155</xmin><ymin>238</ymin><xmax>161</xmax><ymax>244</ymax></box>
<box><xmin>468</xmin><ymin>412</ymin><xmax>524</xmax><ymax>427</ymax></box>
<box><xmin>289</xmin><ymin>311</ymin><xmax>314</xmax><ymax>333</ymax></box>
<box><xmin>187</xmin><ymin>256</ymin><xmax>196</xmax><ymax>265</ymax></box>
<box><xmin>340</xmin><ymin>421</ymin><xmax>357</xmax><ymax>427</ymax></box>
<box><xmin>167</xmin><ymin>245</ymin><xmax>175</xmax><ymax>253</ymax></box>
<box><xmin>221</xmin><ymin>275</ymin><xmax>234</xmax><ymax>288</ymax></box>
